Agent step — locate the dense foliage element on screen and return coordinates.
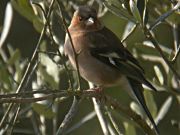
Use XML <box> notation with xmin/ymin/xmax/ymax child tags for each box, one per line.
<box><xmin>0</xmin><ymin>0</ymin><xmax>179</xmax><ymax>135</ymax></box>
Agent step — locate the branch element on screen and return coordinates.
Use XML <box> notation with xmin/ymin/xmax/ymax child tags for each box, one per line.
<box><xmin>92</xmin><ymin>98</ymin><xmax>110</xmax><ymax>135</ymax></box>
<box><xmin>56</xmin><ymin>97</ymin><xmax>82</xmax><ymax>135</ymax></box>
<box><xmin>89</xmin><ymin>82</ymin><xmax>110</xmax><ymax>135</ymax></box>
<box><xmin>105</xmin><ymin>106</ymin><xmax>123</xmax><ymax>135</ymax></box>
<box><xmin>64</xmin><ymin>111</ymin><xmax>96</xmax><ymax>134</ymax></box>
<box><xmin>32</xmin><ymin>2</ymin><xmax>73</xmax><ymax>89</ymax></box>
<box><xmin>0</xmin><ymin>89</ymin><xmax>156</xmax><ymax>134</ymax></box>
<box><xmin>0</xmin><ymin>90</ymin><xmax>97</xmax><ymax>103</ymax></box>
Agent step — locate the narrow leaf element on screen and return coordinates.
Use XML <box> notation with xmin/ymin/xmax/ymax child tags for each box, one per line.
<box><xmin>32</xmin><ymin>103</ymin><xmax>56</xmax><ymax>119</ymax></box>
<box><xmin>155</xmin><ymin>96</ymin><xmax>173</xmax><ymax>124</ymax></box>
<box><xmin>129</xmin><ymin>0</ymin><xmax>142</xmax><ymax>23</ymax></box>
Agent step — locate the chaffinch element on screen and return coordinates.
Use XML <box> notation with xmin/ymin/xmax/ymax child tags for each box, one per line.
<box><xmin>64</xmin><ymin>6</ymin><xmax>159</xmax><ymax>134</ymax></box>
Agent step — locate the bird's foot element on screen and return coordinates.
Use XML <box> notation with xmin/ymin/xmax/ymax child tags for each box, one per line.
<box><xmin>92</xmin><ymin>87</ymin><xmax>103</xmax><ymax>93</ymax></box>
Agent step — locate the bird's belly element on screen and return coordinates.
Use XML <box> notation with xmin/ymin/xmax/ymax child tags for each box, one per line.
<box><xmin>69</xmin><ymin>52</ymin><xmax>122</xmax><ymax>87</ymax></box>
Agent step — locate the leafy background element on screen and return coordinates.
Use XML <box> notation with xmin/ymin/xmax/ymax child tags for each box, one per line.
<box><xmin>0</xmin><ymin>0</ymin><xmax>180</xmax><ymax>135</ymax></box>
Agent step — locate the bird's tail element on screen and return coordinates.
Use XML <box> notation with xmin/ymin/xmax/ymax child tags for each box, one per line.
<box><xmin>127</xmin><ymin>78</ymin><xmax>159</xmax><ymax>135</ymax></box>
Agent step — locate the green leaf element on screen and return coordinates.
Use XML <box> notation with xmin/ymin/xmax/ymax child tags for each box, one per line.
<box><xmin>124</xmin><ymin>121</ymin><xmax>136</xmax><ymax>135</ymax></box>
<box><xmin>135</xmin><ymin>41</ymin><xmax>171</xmax><ymax>56</ymax></box>
<box><xmin>130</xmin><ymin>101</ymin><xmax>145</xmax><ymax>118</ymax></box>
<box><xmin>14</xmin><ymin>59</ymin><xmax>27</xmax><ymax>83</ymax></box>
<box><xmin>144</xmin><ymin>91</ymin><xmax>157</xmax><ymax>117</ymax></box>
<box><xmin>12</xmin><ymin>0</ymin><xmax>36</xmax><ymax>22</ymax></box>
<box><xmin>135</xmin><ymin>43</ymin><xmax>159</xmax><ymax>56</ymax></box>
<box><xmin>167</xmin><ymin>12</ymin><xmax>180</xmax><ymax>24</ymax></box>
<box><xmin>154</xmin><ymin>65</ymin><xmax>164</xmax><ymax>85</ymax></box>
<box><xmin>141</xmin><ymin>0</ymin><xmax>148</xmax><ymax>25</ymax></box>
<box><xmin>129</xmin><ymin>0</ymin><xmax>142</xmax><ymax>23</ymax></box>
<box><xmin>155</xmin><ymin>96</ymin><xmax>172</xmax><ymax>124</ymax></box>
<box><xmin>7</xmin><ymin>49</ymin><xmax>20</xmax><ymax>65</ymax></box>
<box><xmin>11</xmin><ymin>0</ymin><xmax>42</xmax><ymax>33</ymax></box>
<box><xmin>104</xmin><ymin>1</ymin><xmax>135</xmax><ymax>22</ymax></box>
<box><xmin>32</xmin><ymin>103</ymin><xmax>56</xmax><ymax>119</ymax></box>
<box><xmin>121</xmin><ymin>22</ymin><xmax>137</xmax><ymax>41</ymax></box>
<box><xmin>0</xmin><ymin>66</ymin><xmax>12</xmax><ymax>91</ymax></box>
<box><xmin>33</xmin><ymin>18</ymin><xmax>44</xmax><ymax>32</ymax></box>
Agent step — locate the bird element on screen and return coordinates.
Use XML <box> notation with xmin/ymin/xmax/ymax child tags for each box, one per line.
<box><xmin>64</xmin><ymin>5</ymin><xmax>159</xmax><ymax>134</ymax></box>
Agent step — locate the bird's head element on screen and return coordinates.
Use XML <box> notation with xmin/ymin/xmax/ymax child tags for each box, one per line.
<box><xmin>69</xmin><ymin>6</ymin><xmax>102</xmax><ymax>32</ymax></box>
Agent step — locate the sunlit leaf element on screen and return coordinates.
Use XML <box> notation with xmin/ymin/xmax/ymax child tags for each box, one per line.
<box><xmin>0</xmin><ymin>2</ymin><xmax>13</xmax><ymax>48</ymax></box>
<box><xmin>129</xmin><ymin>0</ymin><xmax>142</xmax><ymax>23</ymax></box>
<box><xmin>144</xmin><ymin>91</ymin><xmax>157</xmax><ymax>117</ymax></box>
<box><xmin>121</xmin><ymin>22</ymin><xmax>137</xmax><ymax>41</ymax></box>
<box><xmin>135</xmin><ymin>43</ymin><xmax>158</xmax><ymax>56</ymax></box>
<box><xmin>141</xmin><ymin>0</ymin><xmax>148</xmax><ymax>25</ymax></box>
<box><xmin>154</xmin><ymin>65</ymin><xmax>164</xmax><ymax>85</ymax></box>
<box><xmin>130</xmin><ymin>101</ymin><xmax>145</xmax><ymax>118</ymax></box>
<box><xmin>0</xmin><ymin>66</ymin><xmax>12</xmax><ymax>91</ymax></box>
<box><xmin>155</xmin><ymin>96</ymin><xmax>172</xmax><ymax>124</ymax></box>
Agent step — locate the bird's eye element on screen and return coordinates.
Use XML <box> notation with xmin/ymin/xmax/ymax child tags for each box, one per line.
<box><xmin>78</xmin><ymin>17</ymin><xmax>83</xmax><ymax>21</ymax></box>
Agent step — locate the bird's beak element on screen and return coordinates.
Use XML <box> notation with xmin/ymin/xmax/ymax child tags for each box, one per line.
<box><xmin>86</xmin><ymin>17</ymin><xmax>94</xmax><ymax>25</ymax></box>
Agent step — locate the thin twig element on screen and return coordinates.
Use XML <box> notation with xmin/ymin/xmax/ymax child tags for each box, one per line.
<box><xmin>0</xmin><ymin>93</ymin><xmax>62</xmax><ymax>103</ymax></box>
<box><xmin>0</xmin><ymin>103</ymin><xmax>14</xmax><ymax>131</ymax></box>
<box><xmin>104</xmin><ymin>95</ymin><xmax>157</xmax><ymax>135</ymax></box>
<box><xmin>144</xmin><ymin>27</ymin><xmax>180</xmax><ymax>80</ymax></box>
<box><xmin>7</xmin><ymin>104</ymin><xmax>21</xmax><ymax>135</ymax></box>
<box><xmin>56</xmin><ymin>97</ymin><xmax>82</xmax><ymax>135</ymax></box>
<box><xmin>56</xmin><ymin>0</ymin><xmax>82</xmax><ymax>90</ymax></box>
<box><xmin>23</xmin><ymin>60</ymin><xmax>39</xmax><ymax>90</ymax></box>
<box><xmin>149</xmin><ymin>2</ymin><xmax>180</xmax><ymax>30</ymax></box>
<box><xmin>103</xmin><ymin>1</ymin><xmax>135</xmax><ymax>23</ymax></box>
<box><xmin>105</xmin><ymin>106</ymin><xmax>123</xmax><ymax>135</ymax></box>
<box><xmin>0</xmin><ymin>89</ymin><xmax>65</xmax><ymax>98</ymax></box>
<box><xmin>0</xmin><ymin>90</ymin><xmax>97</xmax><ymax>103</ymax></box>
<box><xmin>64</xmin><ymin>111</ymin><xmax>96</xmax><ymax>134</ymax></box>
<box><xmin>4</xmin><ymin>60</ymin><xmax>40</xmax><ymax>134</ymax></box>
<box><xmin>92</xmin><ymin>98</ymin><xmax>110</xmax><ymax>135</ymax></box>
<box><xmin>0</xmin><ymin>88</ymin><xmax>157</xmax><ymax>134</ymax></box>
<box><xmin>31</xmin><ymin>111</ymin><xmax>41</xmax><ymax>135</ymax></box>
<box><xmin>89</xmin><ymin>82</ymin><xmax>110</xmax><ymax>135</ymax></box>
<box><xmin>37</xmin><ymin>51</ymin><xmax>58</xmax><ymax>56</ymax></box>
<box><xmin>55</xmin><ymin>3</ymin><xmax>84</xmax><ymax>134</ymax></box>
<box><xmin>33</xmin><ymin>2</ymin><xmax>74</xmax><ymax>90</ymax></box>
<box><xmin>0</xmin><ymin>0</ymin><xmax>56</xmax><ymax>129</ymax></box>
